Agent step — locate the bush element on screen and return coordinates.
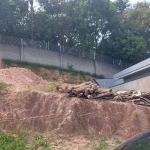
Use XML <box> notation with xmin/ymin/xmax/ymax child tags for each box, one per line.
<box><xmin>0</xmin><ymin>132</ymin><xmax>29</xmax><ymax>150</ymax></box>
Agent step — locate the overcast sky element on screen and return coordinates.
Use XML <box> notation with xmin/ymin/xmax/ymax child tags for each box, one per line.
<box><xmin>33</xmin><ymin>0</ymin><xmax>150</xmax><ymax>9</ymax></box>
<box><xmin>129</xmin><ymin>0</ymin><xmax>150</xmax><ymax>3</ymax></box>
<box><xmin>110</xmin><ymin>0</ymin><xmax>150</xmax><ymax>3</ymax></box>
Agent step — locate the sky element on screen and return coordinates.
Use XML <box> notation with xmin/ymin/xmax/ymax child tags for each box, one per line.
<box><xmin>129</xmin><ymin>0</ymin><xmax>150</xmax><ymax>3</ymax></box>
<box><xmin>33</xmin><ymin>0</ymin><xmax>150</xmax><ymax>9</ymax></box>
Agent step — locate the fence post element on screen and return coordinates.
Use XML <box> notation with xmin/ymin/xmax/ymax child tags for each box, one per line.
<box><xmin>59</xmin><ymin>44</ymin><xmax>62</xmax><ymax>67</ymax></box>
<box><xmin>48</xmin><ymin>41</ymin><xmax>49</xmax><ymax>50</ymax></box>
<box><xmin>20</xmin><ymin>38</ymin><xmax>24</xmax><ymax>61</ymax></box>
<box><xmin>113</xmin><ymin>58</ymin><xmax>114</xmax><ymax>65</ymax></box>
<box><xmin>94</xmin><ymin>52</ymin><xmax>96</xmax><ymax>74</ymax></box>
<box><xmin>45</xmin><ymin>42</ymin><xmax>47</xmax><ymax>49</ymax></box>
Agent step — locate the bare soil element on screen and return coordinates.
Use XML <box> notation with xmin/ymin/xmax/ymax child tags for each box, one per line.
<box><xmin>0</xmin><ymin>67</ymin><xmax>150</xmax><ymax>149</ymax></box>
<box><xmin>1</xmin><ymin>61</ymin><xmax>94</xmax><ymax>84</ymax></box>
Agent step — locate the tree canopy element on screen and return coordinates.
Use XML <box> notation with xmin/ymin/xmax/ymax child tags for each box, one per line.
<box><xmin>0</xmin><ymin>0</ymin><xmax>149</xmax><ymax>64</ymax></box>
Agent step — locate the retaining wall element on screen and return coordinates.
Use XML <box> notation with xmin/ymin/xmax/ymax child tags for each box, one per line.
<box><xmin>0</xmin><ymin>43</ymin><xmax>120</xmax><ymax>78</ymax></box>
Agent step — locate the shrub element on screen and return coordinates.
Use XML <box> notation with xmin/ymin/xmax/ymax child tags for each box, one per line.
<box><xmin>0</xmin><ymin>132</ymin><xmax>29</xmax><ymax>150</ymax></box>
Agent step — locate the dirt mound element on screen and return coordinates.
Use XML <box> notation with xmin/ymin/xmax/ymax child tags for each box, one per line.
<box><xmin>0</xmin><ymin>67</ymin><xmax>46</xmax><ymax>87</ymax></box>
<box><xmin>0</xmin><ymin>90</ymin><xmax>150</xmax><ymax>140</ymax></box>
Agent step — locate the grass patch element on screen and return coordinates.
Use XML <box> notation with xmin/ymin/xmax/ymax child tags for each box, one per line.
<box><xmin>0</xmin><ymin>131</ymin><xmax>29</xmax><ymax>150</ymax></box>
<box><xmin>3</xmin><ymin>59</ymin><xmax>105</xmax><ymax>79</ymax></box>
<box><xmin>11</xmin><ymin>127</ymin><xmax>28</xmax><ymax>142</ymax></box>
<box><xmin>133</xmin><ymin>112</ymin><xmax>139</xmax><ymax>118</ymax></box>
<box><xmin>93</xmin><ymin>137</ymin><xmax>109</xmax><ymax>150</ymax></box>
<box><xmin>0</xmin><ymin>131</ymin><xmax>53</xmax><ymax>150</ymax></box>
<box><xmin>0</xmin><ymin>81</ymin><xmax>11</xmax><ymax>90</ymax></box>
<box><xmin>31</xmin><ymin>133</ymin><xmax>53</xmax><ymax>150</ymax></box>
<box><xmin>25</xmin><ymin>81</ymin><xmax>59</xmax><ymax>92</ymax></box>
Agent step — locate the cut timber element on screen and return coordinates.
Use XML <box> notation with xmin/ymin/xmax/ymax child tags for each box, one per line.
<box><xmin>60</xmin><ymin>81</ymin><xmax>150</xmax><ymax>107</ymax></box>
<box><xmin>94</xmin><ymin>92</ymin><xmax>114</xmax><ymax>99</ymax></box>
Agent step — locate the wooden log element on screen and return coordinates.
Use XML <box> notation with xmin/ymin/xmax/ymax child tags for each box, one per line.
<box><xmin>101</xmin><ymin>89</ymin><xmax>112</xmax><ymax>93</ymax></box>
<box><xmin>94</xmin><ymin>92</ymin><xmax>114</xmax><ymax>99</ymax></box>
<box><xmin>87</xmin><ymin>95</ymin><xmax>93</xmax><ymax>99</ymax></box>
<box><xmin>128</xmin><ymin>99</ymin><xmax>141</xmax><ymax>103</ymax></box>
<box><xmin>72</xmin><ymin>81</ymin><xmax>93</xmax><ymax>89</ymax></box>
<box><xmin>77</xmin><ymin>92</ymin><xmax>84</xmax><ymax>98</ymax></box>
<box><xmin>140</xmin><ymin>97</ymin><xmax>150</xmax><ymax>104</ymax></box>
<box><xmin>137</xmin><ymin>103</ymin><xmax>150</xmax><ymax>107</ymax></box>
<box><xmin>72</xmin><ymin>87</ymin><xmax>88</xmax><ymax>95</ymax></box>
<box><xmin>84</xmin><ymin>88</ymin><xmax>90</xmax><ymax>96</ymax></box>
<box><xmin>113</xmin><ymin>95</ymin><xmax>122</xmax><ymax>101</ymax></box>
<box><xmin>141</xmin><ymin>93</ymin><xmax>150</xmax><ymax>99</ymax></box>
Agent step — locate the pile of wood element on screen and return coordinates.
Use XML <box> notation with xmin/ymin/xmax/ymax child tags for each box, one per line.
<box><xmin>115</xmin><ymin>90</ymin><xmax>150</xmax><ymax>107</ymax></box>
<box><xmin>58</xmin><ymin>81</ymin><xmax>150</xmax><ymax>107</ymax></box>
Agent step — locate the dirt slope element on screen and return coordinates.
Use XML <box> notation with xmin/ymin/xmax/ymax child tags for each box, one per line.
<box><xmin>0</xmin><ymin>89</ymin><xmax>150</xmax><ymax>140</ymax></box>
<box><xmin>0</xmin><ymin>67</ymin><xmax>150</xmax><ymax>147</ymax></box>
<box><xmin>0</xmin><ymin>67</ymin><xmax>46</xmax><ymax>87</ymax></box>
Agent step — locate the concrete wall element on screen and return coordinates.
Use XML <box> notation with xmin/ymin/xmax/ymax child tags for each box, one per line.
<box><xmin>112</xmin><ymin>75</ymin><xmax>150</xmax><ymax>92</ymax></box>
<box><xmin>0</xmin><ymin>44</ymin><xmax>21</xmax><ymax>60</ymax></box>
<box><xmin>0</xmin><ymin>43</ymin><xmax>120</xmax><ymax>78</ymax></box>
<box><xmin>61</xmin><ymin>54</ymin><xmax>95</xmax><ymax>74</ymax></box>
<box><xmin>23</xmin><ymin>47</ymin><xmax>60</xmax><ymax>67</ymax></box>
<box><xmin>96</xmin><ymin>61</ymin><xmax>120</xmax><ymax>78</ymax></box>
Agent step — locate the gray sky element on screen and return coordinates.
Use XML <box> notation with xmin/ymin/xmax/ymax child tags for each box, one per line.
<box><xmin>33</xmin><ymin>0</ymin><xmax>150</xmax><ymax>9</ymax></box>
<box><xmin>129</xmin><ymin>0</ymin><xmax>150</xmax><ymax>3</ymax></box>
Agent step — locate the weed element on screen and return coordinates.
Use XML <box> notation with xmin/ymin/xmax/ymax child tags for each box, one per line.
<box><xmin>11</xmin><ymin>127</ymin><xmax>28</xmax><ymax>142</ymax></box>
<box><xmin>115</xmin><ymin>140</ymin><xmax>122</xmax><ymax>144</ymax></box>
<box><xmin>25</xmin><ymin>81</ymin><xmax>57</xmax><ymax>92</ymax></box>
<box><xmin>30</xmin><ymin>66</ymin><xmax>40</xmax><ymax>74</ymax></box>
<box><xmin>32</xmin><ymin>132</ymin><xmax>53</xmax><ymax>150</ymax></box>
<box><xmin>114</xmin><ymin>132</ymin><xmax>120</xmax><ymax>136</ymax></box>
<box><xmin>0</xmin><ymin>132</ymin><xmax>29</xmax><ymax>150</ymax></box>
<box><xmin>93</xmin><ymin>137</ymin><xmax>109</xmax><ymax>150</ymax></box>
<box><xmin>42</xmin><ymin>73</ymin><xmax>48</xmax><ymax>79</ymax></box>
<box><xmin>0</xmin><ymin>81</ymin><xmax>11</xmax><ymax>90</ymax></box>
<box><xmin>34</xmin><ymin>133</ymin><xmax>43</xmax><ymax>140</ymax></box>
<box><xmin>133</xmin><ymin>112</ymin><xmax>139</xmax><ymax>118</ymax></box>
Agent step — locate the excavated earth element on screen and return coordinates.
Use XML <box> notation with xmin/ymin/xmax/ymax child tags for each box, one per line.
<box><xmin>0</xmin><ymin>67</ymin><xmax>150</xmax><ymax>149</ymax></box>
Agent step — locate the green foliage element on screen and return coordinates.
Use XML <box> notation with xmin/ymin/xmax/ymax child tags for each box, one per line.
<box><xmin>94</xmin><ymin>137</ymin><xmax>109</xmax><ymax>150</ymax></box>
<box><xmin>0</xmin><ymin>0</ymin><xmax>149</xmax><ymax>65</ymax></box>
<box><xmin>101</xmin><ymin>1</ymin><xmax>150</xmax><ymax>64</ymax></box>
<box><xmin>32</xmin><ymin>133</ymin><xmax>53</xmax><ymax>150</ymax></box>
<box><xmin>133</xmin><ymin>112</ymin><xmax>139</xmax><ymax>118</ymax></box>
<box><xmin>2</xmin><ymin>59</ymin><xmax>105</xmax><ymax>79</ymax></box>
<box><xmin>0</xmin><ymin>81</ymin><xmax>11</xmax><ymax>90</ymax></box>
<box><xmin>0</xmin><ymin>132</ymin><xmax>29</xmax><ymax>150</ymax></box>
<box><xmin>0</xmin><ymin>0</ymin><xmax>29</xmax><ymax>37</ymax></box>
<box><xmin>11</xmin><ymin>127</ymin><xmax>28</xmax><ymax>142</ymax></box>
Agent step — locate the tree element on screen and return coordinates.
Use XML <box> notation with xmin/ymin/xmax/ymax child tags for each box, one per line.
<box><xmin>100</xmin><ymin>1</ymin><xmax>149</xmax><ymax>64</ymax></box>
<box><xmin>0</xmin><ymin>0</ymin><xmax>28</xmax><ymax>37</ymax></box>
<box><xmin>121</xmin><ymin>2</ymin><xmax>150</xmax><ymax>53</ymax></box>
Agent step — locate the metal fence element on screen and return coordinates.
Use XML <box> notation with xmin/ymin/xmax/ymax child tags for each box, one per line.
<box><xmin>0</xmin><ymin>34</ymin><xmax>132</xmax><ymax>70</ymax></box>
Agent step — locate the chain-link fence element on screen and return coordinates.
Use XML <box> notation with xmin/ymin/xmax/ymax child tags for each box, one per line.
<box><xmin>0</xmin><ymin>34</ymin><xmax>132</xmax><ymax>70</ymax></box>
